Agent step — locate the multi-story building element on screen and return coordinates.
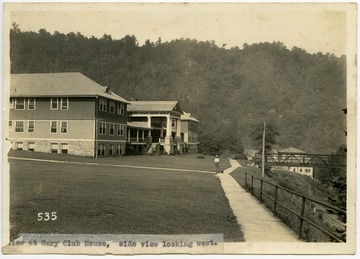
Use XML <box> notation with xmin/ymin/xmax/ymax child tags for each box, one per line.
<box><xmin>8</xmin><ymin>72</ymin><xmax>129</xmax><ymax>157</ymax></box>
<box><xmin>127</xmin><ymin>101</ymin><xmax>184</xmax><ymax>154</ymax></box>
<box><xmin>180</xmin><ymin>112</ymin><xmax>199</xmax><ymax>153</ymax></box>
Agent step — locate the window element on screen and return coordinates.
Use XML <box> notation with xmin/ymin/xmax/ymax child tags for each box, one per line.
<box><xmin>51</xmin><ymin>98</ymin><xmax>58</xmax><ymax>110</ymax></box>
<box><xmin>98</xmin><ymin>144</ymin><xmax>105</xmax><ymax>156</ymax></box>
<box><xmin>117</xmin><ymin>103</ymin><xmax>125</xmax><ymax>115</ymax></box>
<box><xmin>61</xmin><ymin>121</ymin><xmax>68</xmax><ymax>134</ymax></box>
<box><xmin>117</xmin><ymin>144</ymin><xmax>124</xmax><ymax>155</ymax></box>
<box><xmin>61</xmin><ymin>98</ymin><xmax>68</xmax><ymax>110</ymax></box>
<box><xmin>51</xmin><ymin>143</ymin><xmax>58</xmax><ymax>153</ymax></box>
<box><xmin>99</xmin><ymin>122</ymin><xmax>106</xmax><ymax>135</ymax></box>
<box><xmin>61</xmin><ymin>143</ymin><xmax>68</xmax><ymax>154</ymax></box>
<box><xmin>15</xmin><ymin>121</ymin><xmax>24</xmax><ymax>132</ymax></box>
<box><xmin>117</xmin><ymin>124</ymin><xmax>125</xmax><ymax>136</ymax></box>
<box><xmin>16</xmin><ymin>142</ymin><xmax>23</xmax><ymax>150</ymax></box>
<box><xmin>99</xmin><ymin>98</ymin><xmax>107</xmax><ymax>112</ymax></box>
<box><xmin>28</xmin><ymin>121</ymin><xmax>35</xmax><ymax>133</ymax></box>
<box><xmin>109</xmin><ymin>101</ymin><xmax>115</xmax><ymax>113</ymax></box>
<box><xmin>299</xmin><ymin>169</ymin><xmax>303</xmax><ymax>172</ymax></box>
<box><xmin>28</xmin><ymin>98</ymin><xmax>36</xmax><ymax>110</ymax></box>
<box><xmin>15</xmin><ymin>98</ymin><xmax>25</xmax><ymax>110</ymax></box>
<box><xmin>9</xmin><ymin>98</ymin><xmax>13</xmax><ymax>109</ymax></box>
<box><xmin>50</xmin><ymin>121</ymin><xmax>57</xmax><ymax>133</ymax></box>
<box><xmin>28</xmin><ymin>142</ymin><xmax>35</xmax><ymax>151</ymax></box>
<box><xmin>109</xmin><ymin>123</ymin><xmax>115</xmax><ymax>135</ymax></box>
<box><xmin>109</xmin><ymin>144</ymin><xmax>114</xmax><ymax>156</ymax></box>
<box><xmin>9</xmin><ymin>121</ymin><xmax>13</xmax><ymax>132</ymax></box>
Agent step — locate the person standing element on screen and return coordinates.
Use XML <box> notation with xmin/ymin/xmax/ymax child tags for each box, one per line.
<box><xmin>214</xmin><ymin>155</ymin><xmax>220</xmax><ymax>174</ymax></box>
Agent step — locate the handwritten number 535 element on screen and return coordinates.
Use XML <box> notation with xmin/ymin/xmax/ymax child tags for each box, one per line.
<box><xmin>37</xmin><ymin>212</ymin><xmax>57</xmax><ymax>221</ymax></box>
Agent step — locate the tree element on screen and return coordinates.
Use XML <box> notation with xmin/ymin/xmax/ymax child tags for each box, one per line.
<box><xmin>250</xmin><ymin>122</ymin><xmax>279</xmax><ymax>153</ymax></box>
<box><xmin>9</xmin><ymin>26</ymin><xmax>346</xmax><ymax>154</ymax></box>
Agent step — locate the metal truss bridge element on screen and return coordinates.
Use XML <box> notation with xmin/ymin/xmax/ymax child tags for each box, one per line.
<box><xmin>254</xmin><ymin>152</ymin><xmax>346</xmax><ymax>168</ymax></box>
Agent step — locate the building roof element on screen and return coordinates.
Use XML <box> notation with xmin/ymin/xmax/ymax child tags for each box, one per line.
<box><xmin>10</xmin><ymin>73</ymin><xmax>129</xmax><ymax>103</ymax></box>
<box><xmin>279</xmin><ymin>147</ymin><xmax>306</xmax><ymax>154</ymax></box>
<box><xmin>245</xmin><ymin>149</ymin><xmax>258</xmax><ymax>157</ymax></box>
<box><xmin>181</xmin><ymin>112</ymin><xmax>199</xmax><ymax>122</ymax></box>
<box><xmin>128</xmin><ymin>101</ymin><xmax>182</xmax><ymax>113</ymax></box>
<box><xmin>127</xmin><ymin>122</ymin><xmax>152</xmax><ymax>129</ymax></box>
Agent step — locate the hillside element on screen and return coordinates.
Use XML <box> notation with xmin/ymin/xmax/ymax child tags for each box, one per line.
<box><xmin>9</xmin><ymin>26</ymin><xmax>347</xmax><ymax>153</ymax></box>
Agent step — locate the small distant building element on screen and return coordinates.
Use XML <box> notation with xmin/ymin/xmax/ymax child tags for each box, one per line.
<box><xmin>287</xmin><ymin>166</ymin><xmax>313</xmax><ymax>177</ymax></box>
<box><xmin>180</xmin><ymin>112</ymin><xmax>199</xmax><ymax>153</ymax></box>
<box><xmin>279</xmin><ymin>147</ymin><xmax>306</xmax><ymax>154</ymax></box>
<box><xmin>277</xmin><ymin>147</ymin><xmax>313</xmax><ymax>177</ymax></box>
<box><xmin>245</xmin><ymin>149</ymin><xmax>258</xmax><ymax>161</ymax></box>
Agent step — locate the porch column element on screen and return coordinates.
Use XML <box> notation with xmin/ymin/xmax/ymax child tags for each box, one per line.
<box><xmin>160</xmin><ymin>118</ymin><xmax>164</xmax><ymax>138</ymax></box>
<box><xmin>164</xmin><ymin>115</ymin><xmax>173</xmax><ymax>154</ymax></box>
<box><xmin>176</xmin><ymin>119</ymin><xmax>182</xmax><ymax>137</ymax></box>
<box><xmin>166</xmin><ymin>115</ymin><xmax>172</xmax><ymax>137</ymax></box>
<box><xmin>147</xmin><ymin>116</ymin><xmax>152</xmax><ymax>146</ymax></box>
<box><xmin>136</xmin><ymin>129</ymin><xmax>139</xmax><ymax>142</ymax></box>
<box><xmin>176</xmin><ymin>119</ymin><xmax>182</xmax><ymax>154</ymax></box>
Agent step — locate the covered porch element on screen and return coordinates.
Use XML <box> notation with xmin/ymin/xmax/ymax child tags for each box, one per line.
<box><xmin>128</xmin><ymin>101</ymin><xmax>184</xmax><ymax>155</ymax></box>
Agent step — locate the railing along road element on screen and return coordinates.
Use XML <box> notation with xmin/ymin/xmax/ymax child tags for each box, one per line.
<box><xmin>245</xmin><ymin>172</ymin><xmax>346</xmax><ymax>242</ymax></box>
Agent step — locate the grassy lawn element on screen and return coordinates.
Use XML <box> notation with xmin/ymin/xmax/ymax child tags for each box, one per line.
<box><xmin>8</xmin><ymin>151</ymin><xmax>243</xmax><ymax>242</ymax></box>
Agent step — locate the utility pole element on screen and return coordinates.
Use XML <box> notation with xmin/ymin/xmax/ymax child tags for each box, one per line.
<box><xmin>262</xmin><ymin>122</ymin><xmax>266</xmax><ymax>178</ymax></box>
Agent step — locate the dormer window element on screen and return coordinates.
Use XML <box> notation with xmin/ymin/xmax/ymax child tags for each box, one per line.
<box><xmin>105</xmin><ymin>87</ymin><xmax>111</xmax><ymax>94</ymax></box>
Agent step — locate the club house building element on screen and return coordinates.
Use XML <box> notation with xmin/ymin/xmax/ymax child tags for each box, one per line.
<box><xmin>8</xmin><ymin>72</ymin><xmax>200</xmax><ymax>157</ymax></box>
<box><xmin>8</xmin><ymin>72</ymin><xmax>129</xmax><ymax>157</ymax></box>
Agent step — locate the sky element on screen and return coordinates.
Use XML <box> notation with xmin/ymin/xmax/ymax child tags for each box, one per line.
<box><xmin>5</xmin><ymin>2</ymin><xmax>351</xmax><ymax>56</ymax></box>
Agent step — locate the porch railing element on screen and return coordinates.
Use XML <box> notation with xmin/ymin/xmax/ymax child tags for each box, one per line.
<box><xmin>128</xmin><ymin>137</ymin><xmax>146</xmax><ymax>143</ymax></box>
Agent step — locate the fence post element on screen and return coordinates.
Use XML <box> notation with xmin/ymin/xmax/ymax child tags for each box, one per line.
<box><xmin>245</xmin><ymin>172</ymin><xmax>247</xmax><ymax>187</ymax></box>
<box><xmin>298</xmin><ymin>197</ymin><xmax>306</xmax><ymax>239</ymax></box>
<box><xmin>274</xmin><ymin>186</ymin><xmax>278</xmax><ymax>216</ymax></box>
<box><xmin>260</xmin><ymin>180</ymin><xmax>263</xmax><ymax>203</ymax></box>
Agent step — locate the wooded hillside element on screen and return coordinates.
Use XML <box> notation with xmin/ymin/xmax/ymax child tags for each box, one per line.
<box><xmin>10</xmin><ymin>26</ymin><xmax>346</xmax><ymax>154</ymax></box>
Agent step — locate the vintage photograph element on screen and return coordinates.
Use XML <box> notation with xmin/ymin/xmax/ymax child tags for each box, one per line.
<box><xmin>2</xmin><ymin>2</ymin><xmax>357</xmax><ymax>255</ymax></box>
